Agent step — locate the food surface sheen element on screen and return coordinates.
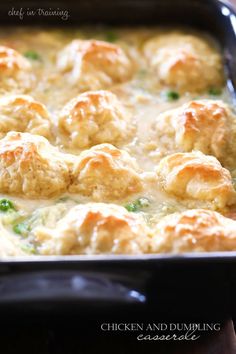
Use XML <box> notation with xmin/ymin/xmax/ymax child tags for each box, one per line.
<box><xmin>156</xmin><ymin>151</ymin><xmax>236</xmax><ymax>208</ymax></box>
<box><xmin>58</xmin><ymin>90</ymin><xmax>131</xmax><ymax>149</ymax></box>
<box><xmin>0</xmin><ymin>27</ymin><xmax>235</xmax><ymax>257</ymax></box>
<box><xmin>144</xmin><ymin>33</ymin><xmax>224</xmax><ymax>92</ymax></box>
<box><xmin>56</xmin><ymin>39</ymin><xmax>133</xmax><ymax>90</ymax></box>
<box><xmin>152</xmin><ymin>209</ymin><xmax>236</xmax><ymax>253</ymax></box>
<box><xmin>0</xmin><ymin>45</ymin><xmax>33</xmax><ymax>93</ymax></box>
<box><xmin>35</xmin><ymin>203</ymin><xmax>151</xmax><ymax>255</ymax></box>
<box><xmin>154</xmin><ymin>100</ymin><xmax>236</xmax><ymax>165</ymax></box>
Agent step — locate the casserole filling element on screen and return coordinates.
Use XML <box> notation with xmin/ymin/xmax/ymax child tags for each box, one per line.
<box><xmin>0</xmin><ymin>27</ymin><xmax>235</xmax><ymax>256</ymax></box>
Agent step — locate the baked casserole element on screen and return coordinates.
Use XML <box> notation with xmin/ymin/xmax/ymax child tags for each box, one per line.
<box><xmin>0</xmin><ymin>27</ymin><xmax>235</xmax><ymax>257</ymax></box>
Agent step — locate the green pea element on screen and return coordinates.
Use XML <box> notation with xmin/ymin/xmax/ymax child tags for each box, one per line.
<box><xmin>24</xmin><ymin>50</ymin><xmax>41</xmax><ymax>60</ymax></box>
<box><xmin>125</xmin><ymin>197</ymin><xmax>150</xmax><ymax>212</ymax></box>
<box><xmin>13</xmin><ymin>222</ymin><xmax>29</xmax><ymax>237</ymax></box>
<box><xmin>125</xmin><ymin>202</ymin><xmax>139</xmax><ymax>212</ymax></box>
<box><xmin>0</xmin><ymin>199</ymin><xmax>15</xmax><ymax>212</ymax></box>
<box><xmin>105</xmin><ymin>31</ymin><xmax>118</xmax><ymax>43</ymax></box>
<box><xmin>164</xmin><ymin>91</ymin><xmax>180</xmax><ymax>101</ymax></box>
<box><xmin>21</xmin><ymin>243</ymin><xmax>37</xmax><ymax>255</ymax></box>
<box><xmin>209</xmin><ymin>87</ymin><xmax>222</xmax><ymax>96</ymax></box>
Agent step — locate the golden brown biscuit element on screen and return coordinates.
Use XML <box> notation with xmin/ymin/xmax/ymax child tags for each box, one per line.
<box><xmin>155</xmin><ymin>100</ymin><xmax>232</xmax><ymax>161</ymax></box>
<box><xmin>157</xmin><ymin>151</ymin><xmax>236</xmax><ymax>208</ymax></box>
<box><xmin>0</xmin><ymin>132</ymin><xmax>70</xmax><ymax>198</ymax></box>
<box><xmin>69</xmin><ymin>143</ymin><xmax>143</xmax><ymax>200</ymax></box>
<box><xmin>35</xmin><ymin>203</ymin><xmax>151</xmax><ymax>255</ymax></box>
<box><xmin>0</xmin><ymin>95</ymin><xmax>52</xmax><ymax>140</ymax></box>
<box><xmin>58</xmin><ymin>90</ymin><xmax>130</xmax><ymax>149</ymax></box>
<box><xmin>144</xmin><ymin>33</ymin><xmax>224</xmax><ymax>92</ymax></box>
<box><xmin>152</xmin><ymin>209</ymin><xmax>236</xmax><ymax>253</ymax></box>
<box><xmin>57</xmin><ymin>40</ymin><xmax>133</xmax><ymax>90</ymax></box>
<box><xmin>0</xmin><ymin>46</ymin><xmax>33</xmax><ymax>92</ymax></box>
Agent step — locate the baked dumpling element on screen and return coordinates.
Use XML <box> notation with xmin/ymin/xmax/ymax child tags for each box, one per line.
<box><xmin>156</xmin><ymin>151</ymin><xmax>236</xmax><ymax>208</ymax></box>
<box><xmin>58</xmin><ymin>90</ymin><xmax>130</xmax><ymax>149</ymax></box>
<box><xmin>0</xmin><ymin>132</ymin><xmax>70</xmax><ymax>198</ymax></box>
<box><xmin>35</xmin><ymin>203</ymin><xmax>151</xmax><ymax>255</ymax></box>
<box><xmin>0</xmin><ymin>95</ymin><xmax>52</xmax><ymax>140</ymax></box>
<box><xmin>155</xmin><ymin>100</ymin><xmax>232</xmax><ymax>161</ymax></box>
<box><xmin>57</xmin><ymin>39</ymin><xmax>133</xmax><ymax>90</ymax></box>
<box><xmin>69</xmin><ymin>143</ymin><xmax>143</xmax><ymax>200</ymax></box>
<box><xmin>144</xmin><ymin>33</ymin><xmax>224</xmax><ymax>92</ymax></box>
<box><xmin>152</xmin><ymin>209</ymin><xmax>236</xmax><ymax>253</ymax></box>
<box><xmin>0</xmin><ymin>46</ymin><xmax>33</xmax><ymax>92</ymax></box>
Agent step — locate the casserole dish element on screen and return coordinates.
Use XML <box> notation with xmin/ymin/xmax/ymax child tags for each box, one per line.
<box><xmin>0</xmin><ymin>0</ymin><xmax>236</xmax><ymax>321</ymax></box>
